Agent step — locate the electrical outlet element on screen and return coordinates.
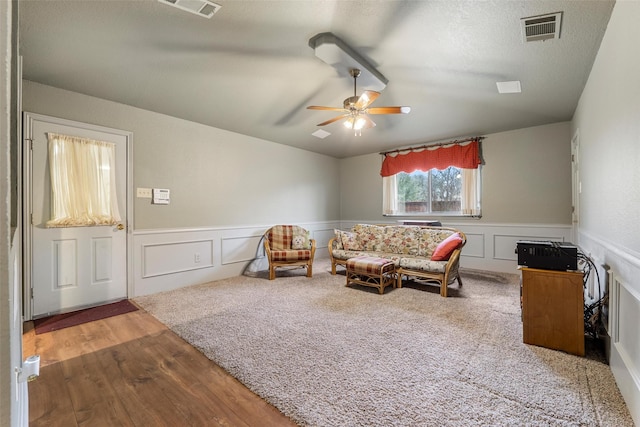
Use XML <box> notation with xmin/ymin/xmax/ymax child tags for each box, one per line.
<box><xmin>137</xmin><ymin>187</ymin><xmax>152</xmax><ymax>198</ymax></box>
<box><xmin>194</xmin><ymin>253</ymin><xmax>201</xmax><ymax>263</ymax></box>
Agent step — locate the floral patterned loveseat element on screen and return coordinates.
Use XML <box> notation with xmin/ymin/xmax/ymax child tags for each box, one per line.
<box><xmin>328</xmin><ymin>224</ymin><xmax>466</xmax><ymax>297</ymax></box>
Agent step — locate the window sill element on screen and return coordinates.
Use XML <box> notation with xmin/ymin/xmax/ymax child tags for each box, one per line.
<box><xmin>383</xmin><ymin>213</ymin><xmax>482</xmax><ymax>219</ymax></box>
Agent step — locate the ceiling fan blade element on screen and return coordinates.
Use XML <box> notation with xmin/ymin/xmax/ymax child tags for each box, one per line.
<box><xmin>354</xmin><ymin>90</ymin><xmax>380</xmax><ymax>110</ymax></box>
<box><xmin>362</xmin><ymin>115</ymin><xmax>377</xmax><ymax>129</ymax></box>
<box><xmin>307</xmin><ymin>106</ymin><xmax>348</xmax><ymax>112</ymax></box>
<box><xmin>367</xmin><ymin>106</ymin><xmax>411</xmax><ymax>115</ymax></box>
<box><xmin>317</xmin><ymin>114</ymin><xmax>349</xmax><ymax>126</ymax></box>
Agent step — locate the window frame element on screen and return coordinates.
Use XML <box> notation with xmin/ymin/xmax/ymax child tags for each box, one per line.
<box><xmin>382</xmin><ymin>165</ymin><xmax>482</xmax><ymax>218</ymax></box>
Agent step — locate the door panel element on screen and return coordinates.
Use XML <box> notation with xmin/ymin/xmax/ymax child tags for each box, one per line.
<box><xmin>28</xmin><ymin>115</ymin><xmax>128</xmax><ymax>317</ymax></box>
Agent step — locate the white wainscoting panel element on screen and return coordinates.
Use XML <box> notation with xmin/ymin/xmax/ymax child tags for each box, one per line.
<box><xmin>493</xmin><ymin>234</ymin><xmax>566</xmax><ymax>261</ymax></box>
<box><xmin>142</xmin><ymin>239</ymin><xmax>214</xmax><ymax>278</ymax></box>
<box><xmin>451</xmin><ymin>223</ymin><xmax>572</xmax><ymax>273</ymax></box>
<box><xmin>133</xmin><ymin>221</ymin><xmax>569</xmax><ymax>293</ymax></box>
<box><xmin>610</xmin><ymin>273</ymin><xmax>640</xmax><ymax>425</ymax></box>
<box><xmin>617</xmin><ymin>279</ymin><xmax>640</xmax><ymax>363</ymax></box>
<box><xmin>132</xmin><ymin>222</ymin><xmax>340</xmax><ymax>297</ymax></box>
<box><xmin>493</xmin><ymin>235</ymin><xmax>524</xmax><ymax>261</ymax></box>
<box><xmin>312</xmin><ymin>226</ymin><xmax>338</xmax><ymax>259</ymax></box>
<box><xmin>462</xmin><ymin>232</ymin><xmax>484</xmax><ymax>258</ymax></box>
<box><xmin>578</xmin><ymin>230</ymin><xmax>640</xmax><ymax>425</ymax></box>
<box><xmin>222</xmin><ymin>235</ymin><xmax>262</xmax><ymax>265</ymax></box>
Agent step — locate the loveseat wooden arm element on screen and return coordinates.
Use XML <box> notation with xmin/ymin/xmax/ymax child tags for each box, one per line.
<box><xmin>327</xmin><ymin>237</ymin><xmax>347</xmax><ymax>275</ymax></box>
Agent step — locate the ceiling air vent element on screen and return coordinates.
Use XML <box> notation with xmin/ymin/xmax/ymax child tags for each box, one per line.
<box><xmin>158</xmin><ymin>0</ymin><xmax>221</xmax><ymax>19</ymax></box>
<box><xmin>521</xmin><ymin>12</ymin><xmax>562</xmax><ymax>42</ymax></box>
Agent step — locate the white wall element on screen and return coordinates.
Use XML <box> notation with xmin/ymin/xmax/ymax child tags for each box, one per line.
<box><xmin>572</xmin><ymin>1</ymin><xmax>640</xmax><ymax>423</ymax></box>
<box><xmin>22</xmin><ymin>81</ymin><xmax>342</xmax><ymax>297</ymax></box>
<box><xmin>22</xmin><ymin>81</ymin><xmax>341</xmax><ymax>230</ymax></box>
<box><xmin>339</xmin><ymin>122</ymin><xmax>573</xmax><ymax>273</ymax></box>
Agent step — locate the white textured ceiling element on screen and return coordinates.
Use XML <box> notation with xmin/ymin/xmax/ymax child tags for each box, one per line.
<box><xmin>19</xmin><ymin>0</ymin><xmax>614</xmax><ymax>158</ymax></box>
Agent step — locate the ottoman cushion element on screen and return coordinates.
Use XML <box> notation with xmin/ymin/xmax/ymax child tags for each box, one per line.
<box><xmin>347</xmin><ymin>256</ymin><xmax>394</xmax><ymax>275</ymax></box>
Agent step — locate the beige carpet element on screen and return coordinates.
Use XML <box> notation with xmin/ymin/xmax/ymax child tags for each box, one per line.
<box><xmin>135</xmin><ymin>259</ymin><xmax>633</xmax><ymax>427</ymax></box>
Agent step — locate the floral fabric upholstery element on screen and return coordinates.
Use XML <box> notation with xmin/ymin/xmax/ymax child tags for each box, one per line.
<box><xmin>331</xmin><ymin>224</ymin><xmax>460</xmax><ymax>274</ymax></box>
<box><xmin>332</xmin><ymin>249</ymin><xmax>402</xmax><ymax>266</ymax></box>
<box><xmin>352</xmin><ymin>224</ymin><xmax>386</xmax><ymax>251</ymax></box>
<box><xmin>332</xmin><ymin>230</ymin><xmax>345</xmax><ymax>250</ymax></box>
<box><xmin>334</xmin><ymin>229</ymin><xmax>362</xmax><ymax>251</ymax></box>
<box><xmin>399</xmin><ymin>257</ymin><xmax>447</xmax><ymax>273</ymax></box>
<box><xmin>417</xmin><ymin>228</ymin><xmax>457</xmax><ymax>257</ymax></box>
<box><xmin>380</xmin><ymin>226</ymin><xmax>420</xmax><ymax>255</ymax></box>
<box><xmin>330</xmin><ymin>224</ymin><xmax>464</xmax><ymax>296</ymax></box>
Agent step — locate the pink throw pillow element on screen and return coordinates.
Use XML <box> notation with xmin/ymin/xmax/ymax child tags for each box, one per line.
<box><xmin>431</xmin><ymin>233</ymin><xmax>462</xmax><ymax>261</ymax></box>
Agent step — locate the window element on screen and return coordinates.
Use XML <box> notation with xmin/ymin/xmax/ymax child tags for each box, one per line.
<box><xmin>46</xmin><ymin>133</ymin><xmax>121</xmax><ymax>227</ymax></box>
<box><xmin>397</xmin><ymin>166</ymin><xmax>462</xmax><ymax>214</ymax></box>
<box><xmin>381</xmin><ymin>139</ymin><xmax>482</xmax><ymax>217</ymax></box>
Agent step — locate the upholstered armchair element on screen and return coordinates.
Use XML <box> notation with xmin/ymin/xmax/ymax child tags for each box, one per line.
<box><xmin>264</xmin><ymin>225</ymin><xmax>316</xmax><ymax>280</ymax></box>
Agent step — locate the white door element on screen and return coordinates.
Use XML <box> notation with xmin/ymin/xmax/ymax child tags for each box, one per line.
<box><xmin>25</xmin><ymin>113</ymin><xmax>130</xmax><ymax>317</ymax></box>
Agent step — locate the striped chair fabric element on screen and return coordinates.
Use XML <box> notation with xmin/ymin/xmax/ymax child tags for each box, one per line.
<box><xmin>264</xmin><ymin>225</ymin><xmax>316</xmax><ymax>280</ymax></box>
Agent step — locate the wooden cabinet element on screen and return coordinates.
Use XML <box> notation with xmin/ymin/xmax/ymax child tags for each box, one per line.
<box><xmin>521</xmin><ymin>268</ymin><xmax>585</xmax><ymax>356</ymax></box>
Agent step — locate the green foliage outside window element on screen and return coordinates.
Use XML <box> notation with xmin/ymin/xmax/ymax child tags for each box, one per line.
<box><xmin>397</xmin><ymin>167</ymin><xmax>461</xmax><ymax>213</ymax></box>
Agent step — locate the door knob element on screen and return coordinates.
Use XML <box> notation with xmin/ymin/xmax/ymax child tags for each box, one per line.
<box><xmin>117</xmin><ymin>223</ymin><xmax>125</xmax><ymax>231</ymax></box>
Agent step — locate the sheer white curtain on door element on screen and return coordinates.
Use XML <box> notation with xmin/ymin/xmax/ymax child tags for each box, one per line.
<box><xmin>46</xmin><ymin>133</ymin><xmax>121</xmax><ymax>227</ymax></box>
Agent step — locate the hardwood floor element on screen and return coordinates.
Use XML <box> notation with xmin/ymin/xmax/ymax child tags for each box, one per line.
<box><xmin>23</xmin><ymin>305</ymin><xmax>297</xmax><ymax>427</ymax></box>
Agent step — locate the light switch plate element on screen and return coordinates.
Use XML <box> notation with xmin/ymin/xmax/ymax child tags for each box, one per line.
<box><xmin>137</xmin><ymin>187</ymin><xmax>152</xmax><ymax>198</ymax></box>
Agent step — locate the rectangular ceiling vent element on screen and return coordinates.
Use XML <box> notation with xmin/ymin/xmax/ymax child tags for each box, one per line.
<box><xmin>158</xmin><ymin>0</ymin><xmax>221</xmax><ymax>19</ymax></box>
<box><xmin>521</xmin><ymin>12</ymin><xmax>562</xmax><ymax>42</ymax></box>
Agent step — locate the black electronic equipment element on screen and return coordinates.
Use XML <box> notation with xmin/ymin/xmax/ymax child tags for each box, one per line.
<box><xmin>516</xmin><ymin>240</ymin><xmax>578</xmax><ymax>271</ymax></box>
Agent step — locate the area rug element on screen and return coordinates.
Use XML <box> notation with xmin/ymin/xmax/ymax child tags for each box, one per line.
<box><xmin>33</xmin><ymin>299</ymin><xmax>138</xmax><ymax>334</ymax></box>
<box><xmin>135</xmin><ymin>261</ymin><xmax>633</xmax><ymax>427</ymax></box>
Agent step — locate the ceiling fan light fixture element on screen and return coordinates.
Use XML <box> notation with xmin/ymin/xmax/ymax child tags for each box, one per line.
<box><xmin>354</xmin><ymin>117</ymin><xmax>367</xmax><ymax>130</ymax></box>
<box><xmin>344</xmin><ymin>96</ymin><xmax>359</xmax><ymax>109</ymax></box>
<box><xmin>344</xmin><ymin>116</ymin><xmax>367</xmax><ymax>131</ymax></box>
<box><xmin>359</xmin><ymin>92</ymin><xmax>372</xmax><ymax>106</ymax></box>
<box><xmin>343</xmin><ymin>117</ymin><xmax>366</xmax><ymax>136</ymax></box>
<box><xmin>307</xmin><ymin>66</ymin><xmax>408</xmax><ymax>133</ymax></box>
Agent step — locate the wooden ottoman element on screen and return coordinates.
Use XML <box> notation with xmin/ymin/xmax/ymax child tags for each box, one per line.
<box><xmin>346</xmin><ymin>256</ymin><xmax>396</xmax><ymax>295</ymax></box>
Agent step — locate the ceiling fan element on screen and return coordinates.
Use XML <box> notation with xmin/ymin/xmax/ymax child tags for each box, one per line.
<box><xmin>307</xmin><ymin>68</ymin><xmax>411</xmax><ymax>135</ymax></box>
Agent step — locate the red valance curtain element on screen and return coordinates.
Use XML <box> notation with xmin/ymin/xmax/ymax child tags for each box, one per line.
<box><xmin>380</xmin><ymin>139</ymin><xmax>481</xmax><ymax>177</ymax></box>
